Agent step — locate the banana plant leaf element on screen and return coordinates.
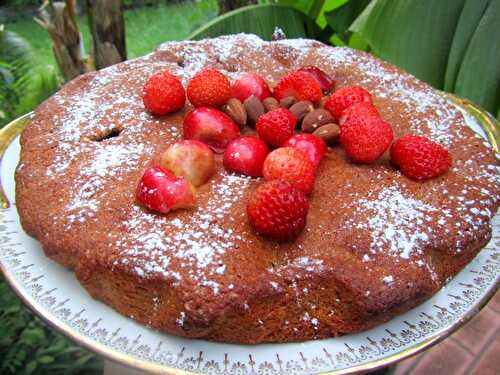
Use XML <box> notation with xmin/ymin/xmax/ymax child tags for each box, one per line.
<box><xmin>188</xmin><ymin>4</ymin><xmax>316</xmax><ymax>41</ymax></box>
<box><xmin>453</xmin><ymin>0</ymin><xmax>500</xmax><ymax>117</ymax></box>
<box><xmin>324</xmin><ymin>0</ymin><xmax>370</xmax><ymax>36</ymax></box>
<box><xmin>350</xmin><ymin>0</ymin><xmax>499</xmax><ymax>117</ymax></box>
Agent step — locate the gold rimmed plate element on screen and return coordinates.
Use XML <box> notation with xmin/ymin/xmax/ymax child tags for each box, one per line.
<box><xmin>0</xmin><ymin>101</ymin><xmax>498</xmax><ymax>375</ymax></box>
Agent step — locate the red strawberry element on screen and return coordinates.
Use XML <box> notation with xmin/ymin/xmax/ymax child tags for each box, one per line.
<box><xmin>283</xmin><ymin>133</ymin><xmax>327</xmax><ymax>169</ymax></box>
<box><xmin>273</xmin><ymin>71</ymin><xmax>322</xmax><ymax>103</ymax></box>
<box><xmin>325</xmin><ymin>86</ymin><xmax>372</xmax><ymax>121</ymax></box>
<box><xmin>256</xmin><ymin>108</ymin><xmax>296</xmax><ymax>147</ymax></box>
<box><xmin>231</xmin><ymin>72</ymin><xmax>271</xmax><ymax>102</ymax></box>
<box><xmin>247</xmin><ymin>180</ymin><xmax>309</xmax><ymax>241</ymax></box>
<box><xmin>142</xmin><ymin>70</ymin><xmax>185</xmax><ymax>115</ymax></box>
<box><xmin>339</xmin><ymin>101</ymin><xmax>380</xmax><ymax>127</ymax></box>
<box><xmin>223</xmin><ymin>137</ymin><xmax>269</xmax><ymax>177</ymax></box>
<box><xmin>340</xmin><ymin>116</ymin><xmax>393</xmax><ymax>163</ymax></box>
<box><xmin>263</xmin><ymin>147</ymin><xmax>316</xmax><ymax>194</ymax></box>
<box><xmin>187</xmin><ymin>68</ymin><xmax>231</xmax><ymax>107</ymax></box>
<box><xmin>391</xmin><ymin>135</ymin><xmax>452</xmax><ymax>180</ymax></box>
<box><xmin>183</xmin><ymin>107</ymin><xmax>240</xmax><ymax>153</ymax></box>
<box><xmin>297</xmin><ymin>66</ymin><xmax>334</xmax><ymax>93</ymax></box>
<box><xmin>136</xmin><ymin>165</ymin><xmax>195</xmax><ymax>213</ymax></box>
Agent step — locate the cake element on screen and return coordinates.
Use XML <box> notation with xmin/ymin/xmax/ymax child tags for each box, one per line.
<box><xmin>15</xmin><ymin>34</ymin><xmax>499</xmax><ymax>343</ymax></box>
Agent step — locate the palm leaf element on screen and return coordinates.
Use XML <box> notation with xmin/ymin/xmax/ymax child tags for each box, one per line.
<box><xmin>189</xmin><ymin>4</ymin><xmax>315</xmax><ymax>40</ymax></box>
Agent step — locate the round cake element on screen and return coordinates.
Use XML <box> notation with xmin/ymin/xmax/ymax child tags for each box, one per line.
<box><xmin>15</xmin><ymin>34</ymin><xmax>499</xmax><ymax>343</ymax></box>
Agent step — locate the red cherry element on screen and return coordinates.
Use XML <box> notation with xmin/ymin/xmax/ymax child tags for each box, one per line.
<box><xmin>283</xmin><ymin>133</ymin><xmax>327</xmax><ymax>169</ymax></box>
<box><xmin>183</xmin><ymin>107</ymin><xmax>241</xmax><ymax>153</ymax></box>
<box><xmin>231</xmin><ymin>72</ymin><xmax>271</xmax><ymax>102</ymax></box>
<box><xmin>223</xmin><ymin>137</ymin><xmax>270</xmax><ymax>177</ymax></box>
<box><xmin>136</xmin><ymin>165</ymin><xmax>195</xmax><ymax>214</ymax></box>
<box><xmin>298</xmin><ymin>66</ymin><xmax>334</xmax><ymax>93</ymax></box>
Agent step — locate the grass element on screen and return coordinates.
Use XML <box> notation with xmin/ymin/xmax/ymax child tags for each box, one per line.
<box><xmin>7</xmin><ymin>0</ymin><xmax>218</xmax><ymax>71</ymax></box>
<box><xmin>0</xmin><ymin>2</ymin><xmax>219</xmax><ymax>373</ymax></box>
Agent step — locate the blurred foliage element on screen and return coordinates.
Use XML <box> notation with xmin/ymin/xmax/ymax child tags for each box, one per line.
<box><xmin>0</xmin><ymin>25</ymin><xmax>59</xmax><ymax>127</ymax></box>
<box><xmin>0</xmin><ymin>275</ymin><xmax>102</xmax><ymax>374</ymax></box>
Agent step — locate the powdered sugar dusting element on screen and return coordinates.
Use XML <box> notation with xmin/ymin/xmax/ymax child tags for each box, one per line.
<box><xmin>114</xmin><ymin>173</ymin><xmax>251</xmax><ymax>292</ymax></box>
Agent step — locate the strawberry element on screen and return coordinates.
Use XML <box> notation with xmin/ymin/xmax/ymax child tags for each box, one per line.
<box><xmin>136</xmin><ymin>165</ymin><xmax>195</xmax><ymax>214</ymax></box>
<box><xmin>263</xmin><ymin>147</ymin><xmax>316</xmax><ymax>194</ymax></box>
<box><xmin>273</xmin><ymin>71</ymin><xmax>322</xmax><ymax>103</ymax></box>
<box><xmin>187</xmin><ymin>68</ymin><xmax>231</xmax><ymax>107</ymax></box>
<box><xmin>340</xmin><ymin>116</ymin><xmax>393</xmax><ymax>163</ymax></box>
<box><xmin>142</xmin><ymin>70</ymin><xmax>185</xmax><ymax>115</ymax></box>
<box><xmin>297</xmin><ymin>66</ymin><xmax>334</xmax><ymax>93</ymax></box>
<box><xmin>283</xmin><ymin>133</ymin><xmax>327</xmax><ymax>169</ymax></box>
<box><xmin>256</xmin><ymin>108</ymin><xmax>296</xmax><ymax>147</ymax></box>
<box><xmin>183</xmin><ymin>107</ymin><xmax>240</xmax><ymax>153</ymax></box>
<box><xmin>391</xmin><ymin>134</ymin><xmax>452</xmax><ymax>180</ymax></box>
<box><xmin>338</xmin><ymin>101</ymin><xmax>380</xmax><ymax>127</ymax></box>
<box><xmin>247</xmin><ymin>180</ymin><xmax>309</xmax><ymax>241</ymax></box>
<box><xmin>325</xmin><ymin>86</ymin><xmax>372</xmax><ymax>121</ymax></box>
<box><xmin>231</xmin><ymin>72</ymin><xmax>271</xmax><ymax>102</ymax></box>
<box><xmin>223</xmin><ymin>137</ymin><xmax>269</xmax><ymax>177</ymax></box>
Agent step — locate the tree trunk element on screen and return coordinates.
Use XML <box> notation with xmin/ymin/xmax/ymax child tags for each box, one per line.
<box><xmin>35</xmin><ymin>0</ymin><xmax>88</xmax><ymax>81</ymax></box>
<box><xmin>86</xmin><ymin>0</ymin><xmax>126</xmax><ymax>70</ymax></box>
<box><xmin>218</xmin><ymin>0</ymin><xmax>257</xmax><ymax>14</ymax></box>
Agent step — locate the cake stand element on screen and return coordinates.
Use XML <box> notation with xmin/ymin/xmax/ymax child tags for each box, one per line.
<box><xmin>0</xmin><ymin>97</ymin><xmax>498</xmax><ymax>375</ymax></box>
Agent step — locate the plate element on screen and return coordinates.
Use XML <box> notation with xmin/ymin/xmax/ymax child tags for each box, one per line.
<box><xmin>0</xmin><ymin>104</ymin><xmax>499</xmax><ymax>375</ymax></box>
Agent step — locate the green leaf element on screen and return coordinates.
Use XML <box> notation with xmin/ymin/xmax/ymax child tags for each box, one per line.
<box><xmin>189</xmin><ymin>4</ymin><xmax>312</xmax><ymax>40</ymax></box>
<box><xmin>324</xmin><ymin>0</ymin><xmax>371</xmax><ymax>34</ymax></box>
<box><xmin>24</xmin><ymin>361</ymin><xmax>37</xmax><ymax>375</ymax></box>
<box><xmin>454</xmin><ymin>0</ymin><xmax>500</xmax><ymax>115</ymax></box>
<box><xmin>351</xmin><ymin>0</ymin><xmax>466</xmax><ymax>88</ymax></box>
<box><xmin>444</xmin><ymin>0</ymin><xmax>491</xmax><ymax>92</ymax></box>
<box><xmin>37</xmin><ymin>355</ymin><xmax>54</xmax><ymax>364</ymax></box>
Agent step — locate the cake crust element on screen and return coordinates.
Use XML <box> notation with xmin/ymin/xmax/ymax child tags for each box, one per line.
<box><xmin>15</xmin><ymin>34</ymin><xmax>499</xmax><ymax>343</ymax></box>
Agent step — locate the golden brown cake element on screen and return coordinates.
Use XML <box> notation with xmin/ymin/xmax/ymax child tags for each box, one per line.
<box><xmin>15</xmin><ymin>34</ymin><xmax>500</xmax><ymax>343</ymax></box>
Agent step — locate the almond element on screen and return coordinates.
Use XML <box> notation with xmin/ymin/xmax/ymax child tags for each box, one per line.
<box><xmin>289</xmin><ymin>100</ymin><xmax>314</xmax><ymax>123</ymax></box>
<box><xmin>312</xmin><ymin>123</ymin><xmax>340</xmax><ymax>146</ymax></box>
<box><xmin>263</xmin><ymin>97</ymin><xmax>279</xmax><ymax>112</ymax></box>
<box><xmin>244</xmin><ymin>95</ymin><xmax>265</xmax><ymax>125</ymax></box>
<box><xmin>222</xmin><ymin>98</ymin><xmax>247</xmax><ymax>127</ymax></box>
<box><xmin>301</xmin><ymin>109</ymin><xmax>334</xmax><ymax>133</ymax></box>
<box><xmin>279</xmin><ymin>96</ymin><xmax>296</xmax><ymax>108</ymax></box>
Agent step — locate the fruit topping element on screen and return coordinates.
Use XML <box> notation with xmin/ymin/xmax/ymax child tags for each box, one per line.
<box><xmin>273</xmin><ymin>71</ymin><xmax>322</xmax><ymax>103</ymax></box>
<box><xmin>183</xmin><ymin>107</ymin><xmax>240</xmax><ymax>153</ymax></box>
<box><xmin>136</xmin><ymin>165</ymin><xmax>195</xmax><ymax>213</ymax></box>
<box><xmin>256</xmin><ymin>108</ymin><xmax>296</xmax><ymax>147</ymax></box>
<box><xmin>391</xmin><ymin>134</ymin><xmax>452</xmax><ymax>180</ymax></box>
<box><xmin>223</xmin><ymin>137</ymin><xmax>269</xmax><ymax>177</ymax></box>
<box><xmin>231</xmin><ymin>72</ymin><xmax>271</xmax><ymax>102</ymax></box>
<box><xmin>340</xmin><ymin>115</ymin><xmax>393</xmax><ymax>163</ymax></box>
<box><xmin>263</xmin><ymin>147</ymin><xmax>316</xmax><ymax>194</ymax></box>
<box><xmin>187</xmin><ymin>68</ymin><xmax>231</xmax><ymax>108</ymax></box>
<box><xmin>247</xmin><ymin>180</ymin><xmax>309</xmax><ymax>241</ymax></box>
<box><xmin>283</xmin><ymin>133</ymin><xmax>327</xmax><ymax>169</ymax></box>
<box><xmin>142</xmin><ymin>70</ymin><xmax>185</xmax><ymax>115</ymax></box>
<box><xmin>324</xmin><ymin>85</ymin><xmax>372</xmax><ymax>121</ymax></box>
<box><xmin>298</xmin><ymin>66</ymin><xmax>334</xmax><ymax>93</ymax></box>
<box><xmin>338</xmin><ymin>101</ymin><xmax>380</xmax><ymax>127</ymax></box>
<box><xmin>160</xmin><ymin>140</ymin><xmax>215</xmax><ymax>187</ymax></box>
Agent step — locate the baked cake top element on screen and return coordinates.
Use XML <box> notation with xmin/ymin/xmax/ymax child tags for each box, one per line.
<box><xmin>16</xmin><ymin>34</ymin><xmax>499</xmax><ymax>331</ymax></box>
